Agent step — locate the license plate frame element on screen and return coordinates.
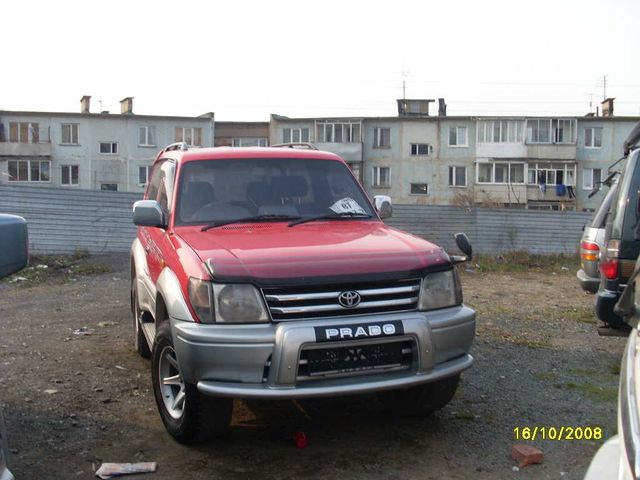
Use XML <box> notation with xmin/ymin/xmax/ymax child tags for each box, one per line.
<box><xmin>305</xmin><ymin>341</ymin><xmax>405</xmax><ymax>376</ymax></box>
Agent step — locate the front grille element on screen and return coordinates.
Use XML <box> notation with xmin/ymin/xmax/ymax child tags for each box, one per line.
<box><xmin>262</xmin><ymin>279</ymin><xmax>420</xmax><ymax>321</ymax></box>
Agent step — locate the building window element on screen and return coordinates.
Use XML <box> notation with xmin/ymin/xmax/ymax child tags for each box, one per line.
<box><xmin>138</xmin><ymin>166</ymin><xmax>152</xmax><ymax>186</ymax></box>
<box><xmin>410</xmin><ymin>183</ymin><xmax>429</xmax><ymax>195</ymax></box>
<box><xmin>527</xmin><ymin>162</ymin><xmax>577</xmax><ymax>186</ymax></box>
<box><xmin>9</xmin><ymin>122</ymin><xmax>39</xmax><ymax>143</ymax></box>
<box><xmin>100</xmin><ymin>183</ymin><xmax>118</xmax><ymax>191</ymax></box>
<box><xmin>372</xmin><ymin>167</ymin><xmax>390</xmax><ymax>187</ymax></box>
<box><xmin>476</xmin><ymin>162</ymin><xmax>525</xmax><ymax>184</ymax></box>
<box><xmin>175</xmin><ymin>127</ymin><xmax>202</xmax><ymax>146</ymax></box>
<box><xmin>410</xmin><ymin>143</ymin><xmax>430</xmax><ymax>156</ymax></box>
<box><xmin>583</xmin><ymin>168</ymin><xmax>602</xmax><ymax>191</ymax></box>
<box><xmin>283</xmin><ymin>128</ymin><xmax>310</xmax><ymax>143</ymax></box>
<box><xmin>553</xmin><ymin>119</ymin><xmax>576</xmax><ymax>144</ymax></box>
<box><xmin>585</xmin><ymin>127</ymin><xmax>603</xmax><ymax>148</ymax></box>
<box><xmin>449</xmin><ymin>126</ymin><xmax>468</xmax><ymax>147</ymax></box>
<box><xmin>139</xmin><ymin>126</ymin><xmax>156</xmax><ymax>146</ymax></box>
<box><xmin>373</xmin><ymin>127</ymin><xmax>391</xmax><ymax>148</ymax></box>
<box><xmin>527</xmin><ymin>119</ymin><xmax>576</xmax><ymax>144</ymax></box>
<box><xmin>8</xmin><ymin>160</ymin><xmax>50</xmax><ymax>182</ymax></box>
<box><xmin>61</xmin><ymin>123</ymin><xmax>79</xmax><ymax>145</ymax></box>
<box><xmin>315</xmin><ymin>121</ymin><xmax>361</xmax><ymax>143</ymax></box>
<box><xmin>232</xmin><ymin>137</ymin><xmax>268</xmax><ymax>147</ymax></box>
<box><xmin>99</xmin><ymin>142</ymin><xmax>118</xmax><ymax>154</ymax></box>
<box><xmin>448</xmin><ymin>166</ymin><xmax>467</xmax><ymax>187</ymax></box>
<box><xmin>477</xmin><ymin>120</ymin><xmax>524</xmax><ymax>143</ymax></box>
<box><xmin>61</xmin><ymin>165</ymin><xmax>79</xmax><ymax>185</ymax></box>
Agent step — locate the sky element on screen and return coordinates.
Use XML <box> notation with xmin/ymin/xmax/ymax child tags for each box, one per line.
<box><xmin>2</xmin><ymin>0</ymin><xmax>639</xmax><ymax>121</ymax></box>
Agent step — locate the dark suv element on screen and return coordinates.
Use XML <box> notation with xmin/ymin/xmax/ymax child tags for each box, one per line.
<box><xmin>596</xmin><ymin>125</ymin><xmax>640</xmax><ymax>330</ymax></box>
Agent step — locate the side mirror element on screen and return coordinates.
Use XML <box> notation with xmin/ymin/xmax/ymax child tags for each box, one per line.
<box><xmin>0</xmin><ymin>214</ymin><xmax>29</xmax><ymax>279</ymax></box>
<box><xmin>451</xmin><ymin>232</ymin><xmax>473</xmax><ymax>264</ymax></box>
<box><xmin>374</xmin><ymin>195</ymin><xmax>393</xmax><ymax>219</ymax></box>
<box><xmin>133</xmin><ymin>200</ymin><xmax>167</xmax><ymax>228</ymax></box>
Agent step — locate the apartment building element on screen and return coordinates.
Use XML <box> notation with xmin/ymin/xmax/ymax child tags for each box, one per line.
<box><xmin>269</xmin><ymin>98</ymin><xmax>639</xmax><ymax>211</ymax></box>
<box><xmin>214</xmin><ymin>121</ymin><xmax>269</xmax><ymax>147</ymax></box>
<box><xmin>0</xmin><ymin>96</ymin><xmax>214</xmax><ymax>192</ymax></box>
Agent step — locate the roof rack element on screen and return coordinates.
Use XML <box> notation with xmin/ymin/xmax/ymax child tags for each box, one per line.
<box><xmin>162</xmin><ymin>142</ymin><xmax>189</xmax><ymax>154</ymax></box>
<box><xmin>271</xmin><ymin>142</ymin><xmax>319</xmax><ymax>150</ymax></box>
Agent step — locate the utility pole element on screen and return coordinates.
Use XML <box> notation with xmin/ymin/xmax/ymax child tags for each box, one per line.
<box><xmin>602</xmin><ymin>75</ymin><xmax>607</xmax><ymax>100</ymax></box>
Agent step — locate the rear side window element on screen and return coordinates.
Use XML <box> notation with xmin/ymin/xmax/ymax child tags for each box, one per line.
<box><xmin>590</xmin><ymin>181</ymin><xmax>618</xmax><ymax>228</ymax></box>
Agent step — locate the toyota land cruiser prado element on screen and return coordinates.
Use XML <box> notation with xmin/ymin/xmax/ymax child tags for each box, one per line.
<box><xmin>130</xmin><ymin>143</ymin><xmax>476</xmax><ymax>443</ymax></box>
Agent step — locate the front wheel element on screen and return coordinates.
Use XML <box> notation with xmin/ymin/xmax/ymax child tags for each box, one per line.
<box><xmin>151</xmin><ymin>323</ymin><xmax>232</xmax><ymax>444</ymax></box>
<box><xmin>377</xmin><ymin>375</ymin><xmax>460</xmax><ymax>416</ymax></box>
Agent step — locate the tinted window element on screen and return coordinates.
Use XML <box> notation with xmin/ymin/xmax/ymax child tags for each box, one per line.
<box><xmin>590</xmin><ymin>180</ymin><xmax>618</xmax><ymax>228</ymax></box>
<box><xmin>175</xmin><ymin>158</ymin><xmax>373</xmax><ymax>225</ymax></box>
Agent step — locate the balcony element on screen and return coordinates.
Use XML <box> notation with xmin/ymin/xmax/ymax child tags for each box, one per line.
<box><xmin>0</xmin><ymin>141</ymin><xmax>51</xmax><ymax>157</ymax></box>
<box><xmin>526</xmin><ymin>143</ymin><xmax>577</xmax><ymax>160</ymax></box>
<box><xmin>474</xmin><ymin>184</ymin><xmax>527</xmax><ymax>205</ymax></box>
<box><xmin>314</xmin><ymin>142</ymin><xmax>363</xmax><ymax>162</ymax></box>
<box><xmin>476</xmin><ymin>143</ymin><xmax>527</xmax><ymax>159</ymax></box>
<box><xmin>526</xmin><ymin>185</ymin><xmax>576</xmax><ymax>202</ymax></box>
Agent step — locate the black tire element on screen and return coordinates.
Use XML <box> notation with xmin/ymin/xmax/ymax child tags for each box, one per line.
<box><xmin>131</xmin><ymin>270</ymin><xmax>151</xmax><ymax>359</ymax></box>
<box><xmin>377</xmin><ymin>375</ymin><xmax>460</xmax><ymax>416</ymax></box>
<box><xmin>151</xmin><ymin>322</ymin><xmax>232</xmax><ymax>444</ymax></box>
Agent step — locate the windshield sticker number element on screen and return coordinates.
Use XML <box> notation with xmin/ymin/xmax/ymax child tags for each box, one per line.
<box><xmin>330</xmin><ymin>198</ymin><xmax>366</xmax><ymax>215</ymax></box>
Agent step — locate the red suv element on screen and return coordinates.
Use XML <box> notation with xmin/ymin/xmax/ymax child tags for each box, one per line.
<box><xmin>131</xmin><ymin>143</ymin><xmax>476</xmax><ymax>443</ymax></box>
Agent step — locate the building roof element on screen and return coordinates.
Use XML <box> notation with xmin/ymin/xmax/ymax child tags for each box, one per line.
<box><xmin>0</xmin><ymin>110</ymin><xmax>214</xmax><ymax>122</ymax></box>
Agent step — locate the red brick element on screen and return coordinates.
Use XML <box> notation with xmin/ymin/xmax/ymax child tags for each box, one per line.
<box><xmin>511</xmin><ymin>444</ymin><xmax>544</xmax><ymax>468</ymax></box>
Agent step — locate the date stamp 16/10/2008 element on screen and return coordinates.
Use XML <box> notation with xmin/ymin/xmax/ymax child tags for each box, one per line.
<box><xmin>513</xmin><ymin>426</ymin><xmax>603</xmax><ymax>441</ymax></box>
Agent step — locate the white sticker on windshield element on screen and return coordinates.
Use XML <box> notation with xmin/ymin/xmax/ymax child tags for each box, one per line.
<box><xmin>330</xmin><ymin>197</ymin><xmax>366</xmax><ymax>215</ymax></box>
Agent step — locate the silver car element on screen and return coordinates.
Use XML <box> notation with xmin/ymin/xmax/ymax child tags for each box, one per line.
<box><xmin>577</xmin><ymin>177</ymin><xmax>619</xmax><ymax>293</ymax></box>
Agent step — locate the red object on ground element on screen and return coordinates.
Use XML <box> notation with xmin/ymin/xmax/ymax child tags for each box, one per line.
<box><xmin>294</xmin><ymin>431</ymin><xmax>308</xmax><ymax>448</ymax></box>
<box><xmin>511</xmin><ymin>444</ymin><xmax>544</xmax><ymax>467</ymax></box>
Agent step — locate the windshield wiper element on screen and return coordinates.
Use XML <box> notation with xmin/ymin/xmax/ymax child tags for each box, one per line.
<box><xmin>201</xmin><ymin>214</ymin><xmax>301</xmax><ymax>231</ymax></box>
<box><xmin>288</xmin><ymin>212</ymin><xmax>372</xmax><ymax>227</ymax></box>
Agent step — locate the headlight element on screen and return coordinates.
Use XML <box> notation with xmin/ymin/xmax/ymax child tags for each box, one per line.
<box><xmin>188</xmin><ymin>277</ymin><xmax>214</xmax><ymax>323</ymax></box>
<box><xmin>418</xmin><ymin>269</ymin><xmax>462</xmax><ymax>311</ymax></box>
<box><xmin>212</xmin><ymin>284</ymin><xmax>270</xmax><ymax>323</ymax></box>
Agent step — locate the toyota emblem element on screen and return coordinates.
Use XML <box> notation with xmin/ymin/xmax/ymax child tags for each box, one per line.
<box><xmin>338</xmin><ymin>291</ymin><xmax>361</xmax><ymax>308</ymax></box>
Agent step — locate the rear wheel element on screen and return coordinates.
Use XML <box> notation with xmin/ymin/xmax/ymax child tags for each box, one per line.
<box><xmin>131</xmin><ymin>271</ymin><xmax>151</xmax><ymax>359</ymax></box>
<box><xmin>377</xmin><ymin>375</ymin><xmax>460</xmax><ymax>416</ymax></box>
<box><xmin>151</xmin><ymin>322</ymin><xmax>232</xmax><ymax>444</ymax></box>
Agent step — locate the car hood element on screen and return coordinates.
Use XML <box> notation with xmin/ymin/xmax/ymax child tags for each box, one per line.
<box><xmin>175</xmin><ymin>221</ymin><xmax>450</xmax><ymax>283</ymax></box>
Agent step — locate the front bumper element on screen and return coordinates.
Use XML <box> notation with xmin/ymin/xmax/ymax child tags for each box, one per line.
<box><xmin>171</xmin><ymin>306</ymin><xmax>475</xmax><ymax>399</ymax></box>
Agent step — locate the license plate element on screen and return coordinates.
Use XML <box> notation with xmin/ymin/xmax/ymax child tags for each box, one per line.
<box><xmin>306</xmin><ymin>342</ymin><xmax>405</xmax><ymax>376</ymax></box>
<box><xmin>314</xmin><ymin>320</ymin><xmax>404</xmax><ymax>343</ymax></box>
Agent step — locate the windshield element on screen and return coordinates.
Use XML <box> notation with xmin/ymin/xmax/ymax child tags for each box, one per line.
<box><xmin>175</xmin><ymin>158</ymin><xmax>374</xmax><ymax>226</ymax></box>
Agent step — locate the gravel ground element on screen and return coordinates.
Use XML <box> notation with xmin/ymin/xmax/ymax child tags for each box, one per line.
<box><xmin>0</xmin><ymin>255</ymin><xmax>626</xmax><ymax>480</ymax></box>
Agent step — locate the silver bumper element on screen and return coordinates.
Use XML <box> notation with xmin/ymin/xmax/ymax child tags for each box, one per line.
<box><xmin>171</xmin><ymin>306</ymin><xmax>475</xmax><ymax>399</ymax></box>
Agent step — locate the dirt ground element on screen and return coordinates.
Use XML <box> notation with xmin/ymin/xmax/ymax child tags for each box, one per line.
<box><xmin>0</xmin><ymin>255</ymin><xmax>627</xmax><ymax>480</ymax></box>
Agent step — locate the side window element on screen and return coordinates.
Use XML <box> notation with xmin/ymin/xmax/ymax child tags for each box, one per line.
<box><xmin>146</xmin><ymin>161</ymin><xmax>164</xmax><ymax>201</ymax></box>
<box><xmin>146</xmin><ymin>159</ymin><xmax>176</xmax><ymax>214</ymax></box>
